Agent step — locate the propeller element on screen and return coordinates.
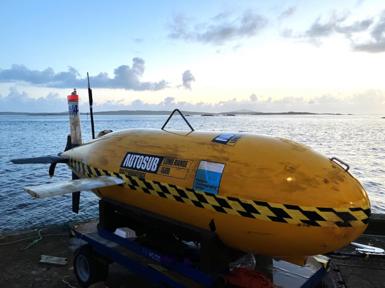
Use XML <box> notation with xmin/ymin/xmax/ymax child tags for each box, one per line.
<box><xmin>64</xmin><ymin>135</ymin><xmax>81</xmax><ymax>213</ymax></box>
<box><xmin>11</xmin><ymin>81</ymin><xmax>96</xmax><ymax>214</ymax></box>
<box><xmin>66</xmin><ymin>75</ymin><xmax>96</xmax><ymax>213</ymax></box>
<box><xmin>10</xmin><ymin>134</ymin><xmax>80</xmax><ymax>213</ymax></box>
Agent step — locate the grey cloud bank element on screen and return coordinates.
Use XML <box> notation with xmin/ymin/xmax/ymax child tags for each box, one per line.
<box><xmin>354</xmin><ymin>11</ymin><xmax>385</xmax><ymax>53</ymax></box>
<box><xmin>278</xmin><ymin>6</ymin><xmax>296</xmax><ymax>20</ymax></box>
<box><xmin>285</xmin><ymin>12</ymin><xmax>372</xmax><ymax>41</ymax></box>
<box><xmin>182</xmin><ymin>70</ymin><xmax>195</xmax><ymax>89</ymax></box>
<box><xmin>284</xmin><ymin>9</ymin><xmax>385</xmax><ymax>53</ymax></box>
<box><xmin>169</xmin><ymin>10</ymin><xmax>268</xmax><ymax>45</ymax></box>
<box><xmin>0</xmin><ymin>58</ymin><xmax>167</xmax><ymax>91</ymax></box>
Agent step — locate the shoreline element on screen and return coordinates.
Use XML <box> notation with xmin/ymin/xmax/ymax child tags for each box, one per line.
<box><xmin>0</xmin><ymin>218</ymin><xmax>98</xmax><ymax>237</ymax></box>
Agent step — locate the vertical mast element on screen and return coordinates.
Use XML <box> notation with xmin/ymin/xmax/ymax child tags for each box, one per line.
<box><xmin>67</xmin><ymin>89</ymin><xmax>82</xmax><ymax>213</ymax></box>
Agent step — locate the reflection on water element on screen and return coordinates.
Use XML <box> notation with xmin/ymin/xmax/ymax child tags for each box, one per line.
<box><xmin>0</xmin><ymin>114</ymin><xmax>384</xmax><ymax>232</ymax></box>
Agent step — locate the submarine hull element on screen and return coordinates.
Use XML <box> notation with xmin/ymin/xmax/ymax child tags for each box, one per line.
<box><xmin>63</xmin><ymin>129</ymin><xmax>370</xmax><ymax>259</ymax></box>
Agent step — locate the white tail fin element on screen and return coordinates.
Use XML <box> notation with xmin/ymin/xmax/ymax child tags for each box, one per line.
<box><xmin>24</xmin><ymin>176</ymin><xmax>124</xmax><ymax>198</ymax></box>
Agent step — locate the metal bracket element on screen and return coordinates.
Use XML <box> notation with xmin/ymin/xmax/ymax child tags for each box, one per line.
<box><xmin>161</xmin><ymin>109</ymin><xmax>194</xmax><ymax>132</ymax></box>
<box><xmin>330</xmin><ymin>157</ymin><xmax>350</xmax><ymax>171</ymax></box>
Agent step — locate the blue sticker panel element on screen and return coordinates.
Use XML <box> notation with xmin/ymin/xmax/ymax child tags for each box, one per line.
<box><xmin>212</xmin><ymin>133</ymin><xmax>241</xmax><ymax>145</ymax></box>
<box><xmin>193</xmin><ymin>161</ymin><xmax>225</xmax><ymax>195</ymax></box>
<box><xmin>213</xmin><ymin>133</ymin><xmax>235</xmax><ymax>144</ymax></box>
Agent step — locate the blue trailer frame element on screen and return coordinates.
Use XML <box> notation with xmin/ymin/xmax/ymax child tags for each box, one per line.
<box><xmin>73</xmin><ymin>224</ymin><xmax>217</xmax><ymax>288</ymax></box>
<box><xmin>72</xmin><ymin>198</ymin><xmax>328</xmax><ymax>288</ymax></box>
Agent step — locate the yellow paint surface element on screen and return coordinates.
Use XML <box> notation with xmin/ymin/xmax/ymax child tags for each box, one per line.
<box><xmin>62</xmin><ymin>129</ymin><xmax>370</xmax><ymax>258</ymax></box>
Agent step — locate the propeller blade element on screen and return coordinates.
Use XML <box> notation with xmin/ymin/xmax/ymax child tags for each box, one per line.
<box><xmin>64</xmin><ymin>134</ymin><xmax>81</xmax><ymax>213</ymax></box>
<box><xmin>72</xmin><ymin>192</ymin><xmax>80</xmax><ymax>213</ymax></box>
<box><xmin>49</xmin><ymin>162</ymin><xmax>57</xmax><ymax>177</ymax></box>
<box><xmin>64</xmin><ymin>135</ymin><xmax>72</xmax><ymax>151</ymax></box>
<box><xmin>10</xmin><ymin>155</ymin><xmax>67</xmax><ymax>164</ymax></box>
<box><xmin>72</xmin><ymin>172</ymin><xmax>80</xmax><ymax>213</ymax></box>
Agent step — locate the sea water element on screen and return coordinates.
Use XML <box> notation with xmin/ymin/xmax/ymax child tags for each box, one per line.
<box><xmin>0</xmin><ymin>114</ymin><xmax>384</xmax><ymax>232</ymax></box>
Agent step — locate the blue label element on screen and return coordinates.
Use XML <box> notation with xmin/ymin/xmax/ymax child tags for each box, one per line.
<box><xmin>68</xmin><ymin>103</ymin><xmax>79</xmax><ymax>115</ymax></box>
<box><xmin>212</xmin><ymin>133</ymin><xmax>241</xmax><ymax>145</ymax></box>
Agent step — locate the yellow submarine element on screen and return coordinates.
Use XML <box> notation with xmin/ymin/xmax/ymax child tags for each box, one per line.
<box><xmin>63</xmin><ymin>128</ymin><xmax>370</xmax><ymax>260</ymax></box>
<box><xmin>13</xmin><ymin>90</ymin><xmax>371</xmax><ymax>264</ymax></box>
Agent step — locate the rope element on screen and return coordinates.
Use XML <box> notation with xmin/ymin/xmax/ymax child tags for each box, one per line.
<box><xmin>22</xmin><ymin>229</ymin><xmax>43</xmax><ymax>250</ymax></box>
<box><xmin>62</xmin><ymin>276</ymin><xmax>77</xmax><ymax>288</ymax></box>
<box><xmin>0</xmin><ymin>229</ymin><xmax>68</xmax><ymax>248</ymax></box>
<box><xmin>0</xmin><ymin>236</ymin><xmax>37</xmax><ymax>246</ymax></box>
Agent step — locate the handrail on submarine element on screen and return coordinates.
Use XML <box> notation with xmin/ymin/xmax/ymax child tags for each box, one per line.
<box><xmin>330</xmin><ymin>157</ymin><xmax>350</xmax><ymax>171</ymax></box>
<box><xmin>161</xmin><ymin>109</ymin><xmax>195</xmax><ymax>132</ymax></box>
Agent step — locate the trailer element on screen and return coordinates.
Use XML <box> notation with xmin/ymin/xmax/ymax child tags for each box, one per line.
<box><xmin>73</xmin><ymin>227</ymin><xmax>216</xmax><ymax>287</ymax></box>
<box><xmin>71</xmin><ymin>199</ymin><xmax>327</xmax><ymax>288</ymax></box>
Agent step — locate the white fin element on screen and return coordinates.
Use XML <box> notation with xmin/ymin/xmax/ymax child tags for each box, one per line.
<box><xmin>24</xmin><ymin>176</ymin><xmax>124</xmax><ymax>198</ymax></box>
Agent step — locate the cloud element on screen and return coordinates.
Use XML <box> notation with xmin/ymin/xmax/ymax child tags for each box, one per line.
<box><xmin>2</xmin><ymin>88</ymin><xmax>385</xmax><ymax>114</ymax></box>
<box><xmin>182</xmin><ymin>70</ymin><xmax>195</xmax><ymax>89</ymax></box>
<box><xmin>105</xmin><ymin>90</ymin><xmax>385</xmax><ymax>114</ymax></box>
<box><xmin>283</xmin><ymin>11</ymin><xmax>373</xmax><ymax>46</ymax></box>
<box><xmin>304</xmin><ymin>13</ymin><xmax>348</xmax><ymax>38</ymax></box>
<box><xmin>168</xmin><ymin>10</ymin><xmax>268</xmax><ymax>45</ymax></box>
<box><xmin>278</xmin><ymin>6</ymin><xmax>296</xmax><ymax>20</ymax></box>
<box><xmin>336</xmin><ymin>18</ymin><xmax>373</xmax><ymax>34</ymax></box>
<box><xmin>249</xmin><ymin>94</ymin><xmax>258</xmax><ymax>101</ymax></box>
<box><xmin>0</xmin><ymin>58</ymin><xmax>167</xmax><ymax>91</ymax></box>
<box><xmin>353</xmin><ymin>11</ymin><xmax>385</xmax><ymax>53</ymax></box>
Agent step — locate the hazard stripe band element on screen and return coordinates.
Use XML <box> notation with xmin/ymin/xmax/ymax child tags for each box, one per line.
<box><xmin>68</xmin><ymin>159</ymin><xmax>370</xmax><ymax>228</ymax></box>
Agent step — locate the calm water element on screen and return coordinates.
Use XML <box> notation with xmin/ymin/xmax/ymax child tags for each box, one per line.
<box><xmin>0</xmin><ymin>114</ymin><xmax>384</xmax><ymax>232</ymax></box>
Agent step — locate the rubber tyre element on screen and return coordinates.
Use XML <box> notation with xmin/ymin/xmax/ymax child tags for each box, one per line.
<box><xmin>74</xmin><ymin>245</ymin><xmax>109</xmax><ymax>287</ymax></box>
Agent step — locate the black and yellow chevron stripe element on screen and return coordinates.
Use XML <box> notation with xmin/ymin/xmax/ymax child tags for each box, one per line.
<box><xmin>68</xmin><ymin>159</ymin><xmax>370</xmax><ymax>228</ymax></box>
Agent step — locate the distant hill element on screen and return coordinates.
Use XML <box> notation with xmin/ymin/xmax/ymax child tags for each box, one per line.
<box><xmin>0</xmin><ymin>110</ymin><xmax>346</xmax><ymax>116</ymax></box>
<box><xmin>0</xmin><ymin>111</ymin><xmax>68</xmax><ymax>116</ymax></box>
<box><xmin>221</xmin><ymin>110</ymin><xmax>345</xmax><ymax>116</ymax></box>
<box><xmin>223</xmin><ymin>110</ymin><xmax>318</xmax><ymax>115</ymax></box>
<box><xmin>0</xmin><ymin>110</ymin><xmax>199</xmax><ymax>116</ymax></box>
<box><xmin>92</xmin><ymin>110</ymin><xmax>201</xmax><ymax>116</ymax></box>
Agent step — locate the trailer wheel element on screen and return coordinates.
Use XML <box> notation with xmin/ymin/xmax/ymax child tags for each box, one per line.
<box><xmin>74</xmin><ymin>245</ymin><xmax>109</xmax><ymax>287</ymax></box>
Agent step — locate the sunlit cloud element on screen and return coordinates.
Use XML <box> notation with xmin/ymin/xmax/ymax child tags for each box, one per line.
<box><xmin>2</xmin><ymin>88</ymin><xmax>385</xmax><ymax>114</ymax></box>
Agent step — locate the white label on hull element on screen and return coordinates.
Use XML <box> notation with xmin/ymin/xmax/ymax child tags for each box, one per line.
<box><xmin>193</xmin><ymin>161</ymin><xmax>225</xmax><ymax>195</ymax></box>
<box><xmin>120</xmin><ymin>152</ymin><xmax>163</xmax><ymax>173</ymax></box>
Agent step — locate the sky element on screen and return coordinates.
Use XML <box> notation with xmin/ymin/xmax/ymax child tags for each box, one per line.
<box><xmin>1</xmin><ymin>0</ymin><xmax>385</xmax><ymax>113</ymax></box>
